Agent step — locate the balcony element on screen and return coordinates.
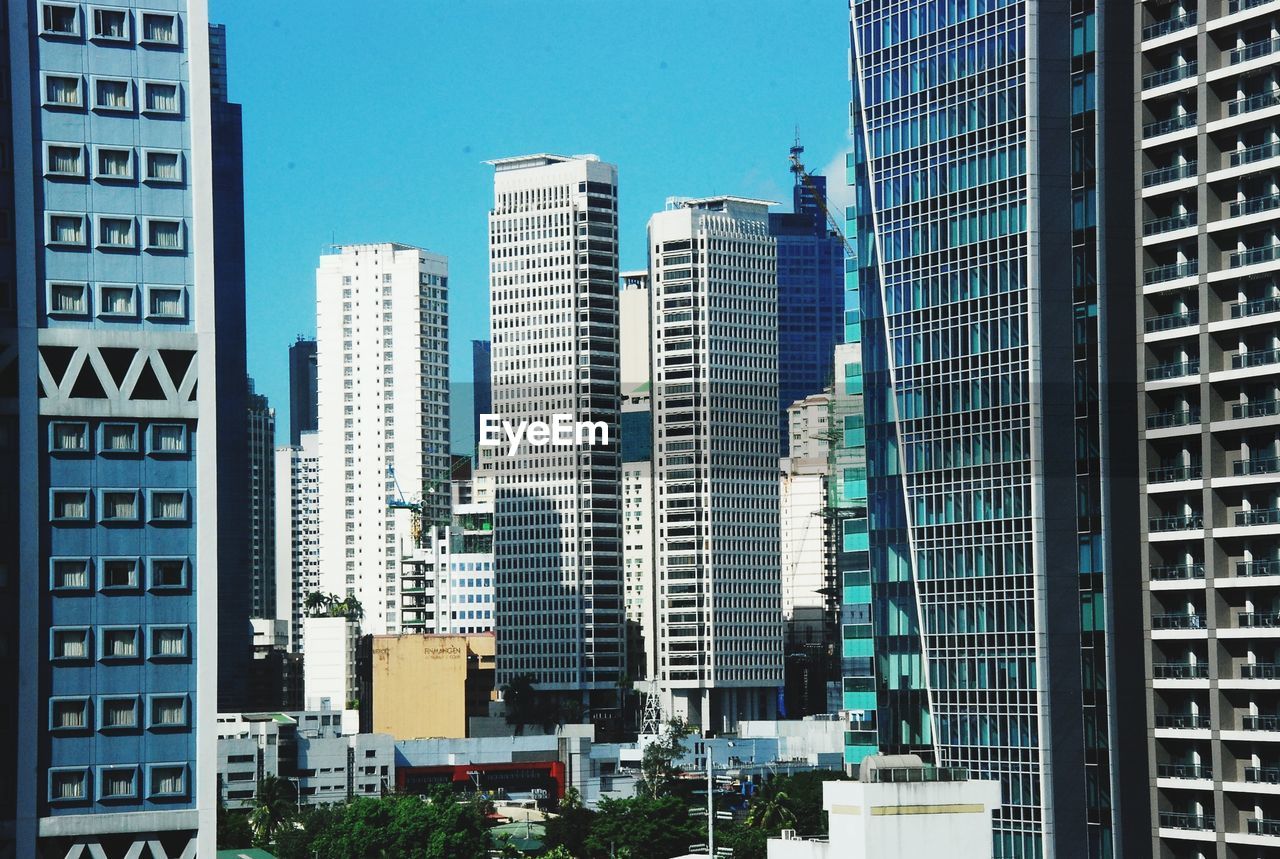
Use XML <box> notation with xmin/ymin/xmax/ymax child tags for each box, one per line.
<box><xmin>1229</xmin><ymin>0</ymin><xmax>1273</xmax><ymax>12</ymax></box>
<box><xmin>1149</xmin><ymin>463</ymin><xmax>1202</xmax><ymax>482</ymax></box>
<box><xmin>1144</xmin><ymin>161</ymin><xmax>1199</xmax><ymax>188</ymax></box>
<box><xmin>1143</xmin><ymin>63</ymin><xmax>1198</xmax><ymax>90</ymax></box>
<box><xmin>1249</xmin><ymin>818</ymin><xmax>1280</xmax><ymax>837</ymax></box>
<box><xmin>1158</xmin><ymin>812</ymin><xmax>1215</xmax><ymax>830</ymax></box>
<box><xmin>1152</xmin><ymin>611</ymin><xmax>1207</xmax><ymax>628</ymax></box>
<box><xmin>1232</xmin><ymin>398</ymin><xmax>1280</xmax><ymax>418</ymax></box>
<box><xmin>1231</xmin><ymin>140</ymin><xmax>1280</xmax><ymax>168</ymax></box>
<box><xmin>1229</xmin><ymin>91</ymin><xmax>1280</xmax><ymax>118</ymax></box>
<box><xmin>1234</xmin><ymin>456</ymin><xmax>1280</xmax><ymax>475</ymax></box>
<box><xmin>1230</xmin><ymin>245</ymin><xmax>1280</xmax><ymax>268</ymax></box>
<box><xmin>1150</xmin><ymin>513</ymin><xmax>1204</xmax><ymax>531</ymax></box>
<box><xmin>1146</xmin><ymin>359</ymin><xmax>1200</xmax><ymax>380</ymax></box>
<box><xmin>1144</xmin><ymin>260</ymin><xmax>1198</xmax><ymax>285</ymax></box>
<box><xmin>1236</xmin><ymin>507</ymin><xmax>1280</xmax><ymax>525</ymax></box>
<box><xmin>1246</xmin><ymin>766</ymin><xmax>1280</xmax><ymax>782</ymax></box>
<box><xmin>1239</xmin><ymin>559</ymin><xmax>1280</xmax><ymax>576</ymax></box>
<box><xmin>1238</xmin><ymin>611</ymin><xmax>1280</xmax><ymax>627</ymax></box>
<box><xmin>1145</xmin><ymin>309</ymin><xmax>1199</xmax><ymax>332</ymax></box>
<box><xmin>1145</xmin><ymin>113</ymin><xmax>1198</xmax><ymax>139</ymax></box>
<box><xmin>1143</xmin><ymin>12</ymin><xmax>1196</xmax><ymax>40</ymax></box>
<box><xmin>1148</xmin><ymin>407</ymin><xmax>1201</xmax><ymax>429</ymax></box>
<box><xmin>1153</xmin><ymin>662</ymin><xmax>1209</xmax><ymax>678</ymax></box>
<box><xmin>1231</xmin><ymin>296</ymin><xmax>1280</xmax><ymax>318</ymax></box>
<box><xmin>1229</xmin><ymin>192</ymin><xmax>1280</xmax><ymax>218</ymax></box>
<box><xmin>1156</xmin><ymin>713</ymin><xmax>1211</xmax><ymax>729</ymax></box>
<box><xmin>1151</xmin><ymin>562</ymin><xmax>1206</xmax><ymax>580</ymax></box>
<box><xmin>1146</xmin><ymin>212</ymin><xmax>1198</xmax><ymax>236</ymax></box>
<box><xmin>1157</xmin><ymin>763</ymin><xmax>1213</xmax><ymax>779</ymax></box>
<box><xmin>1243</xmin><ymin>714</ymin><xmax>1280</xmax><ymax>730</ymax></box>
<box><xmin>1231</xmin><ymin>37</ymin><xmax>1280</xmax><ymax>65</ymax></box>
<box><xmin>1240</xmin><ymin>662</ymin><xmax>1280</xmax><ymax>678</ymax></box>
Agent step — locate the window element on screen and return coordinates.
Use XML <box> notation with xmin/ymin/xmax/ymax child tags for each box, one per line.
<box><xmin>45</xmin><ymin>143</ymin><xmax>84</xmax><ymax>177</ymax></box>
<box><xmin>95</xmin><ymin>147</ymin><xmax>133</xmax><ymax>180</ymax></box>
<box><xmin>50</xmin><ymin>421</ymin><xmax>88</xmax><ymax>453</ymax></box>
<box><xmin>92</xmin><ymin>7</ymin><xmax>129</xmax><ymax>41</ymax></box>
<box><xmin>100</xmin><ymin>558</ymin><xmax>139</xmax><ymax>590</ymax></box>
<box><xmin>97</xmin><ymin>284</ymin><xmax>136</xmax><ymax>317</ymax></box>
<box><xmin>50</xmin><ymin>698</ymin><xmax>89</xmax><ymax>731</ymax></box>
<box><xmin>148</xmin><ymin>764</ymin><xmax>186</xmax><ymax>799</ymax></box>
<box><xmin>51</xmin><ymin>490</ymin><xmax>89</xmax><ymax>521</ymax></box>
<box><xmin>51</xmin><ymin>627</ymin><xmax>90</xmax><ymax>660</ymax></box>
<box><xmin>144</xmin><ymin>149</ymin><xmax>181</xmax><ymax>183</ymax></box>
<box><xmin>150</xmin><ymin>424</ymin><xmax>185</xmax><ymax>453</ymax></box>
<box><xmin>101</xmin><ymin>423</ymin><xmax>138</xmax><ymax>453</ymax></box>
<box><xmin>99</xmin><ymin>767</ymin><xmax>137</xmax><ymax>800</ymax></box>
<box><xmin>43</xmin><ymin>74</ymin><xmax>82</xmax><ymax>107</ymax></box>
<box><xmin>51</xmin><ymin>558</ymin><xmax>90</xmax><ymax>591</ymax></box>
<box><xmin>41</xmin><ymin>4</ymin><xmax>79</xmax><ymax>36</ymax></box>
<box><xmin>49</xmin><ymin>769</ymin><xmax>88</xmax><ymax>803</ymax></box>
<box><xmin>93</xmin><ymin>78</ymin><xmax>131</xmax><ymax>111</ymax></box>
<box><xmin>148</xmin><ymin>557</ymin><xmax>187</xmax><ymax>590</ymax></box>
<box><xmin>99</xmin><ymin>697</ymin><xmax>138</xmax><ymax>730</ymax></box>
<box><xmin>145</xmin><ymin>219</ymin><xmax>182</xmax><ymax>250</ymax></box>
<box><xmin>97</xmin><ymin>217</ymin><xmax>134</xmax><ymax>249</ymax></box>
<box><xmin>149</xmin><ymin>626</ymin><xmax>187</xmax><ymax>659</ymax></box>
<box><xmin>49</xmin><ymin>282</ymin><xmax>88</xmax><ymax>315</ymax></box>
<box><xmin>47</xmin><ymin>213</ymin><xmax>86</xmax><ymax>246</ymax></box>
<box><xmin>148</xmin><ymin>695</ymin><xmax>187</xmax><ymax>729</ymax></box>
<box><xmin>146</xmin><ymin>285</ymin><xmax>184</xmax><ymax>319</ymax></box>
<box><xmin>100</xmin><ymin>627</ymin><xmax>139</xmax><ymax>660</ymax></box>
<box><xmin>100</xmin><ymin>490</ymin><xmax>138</xmax><ymax>522</ymax></box>
<box><xmin>142</xmin><ymin>81</ymin><xmax>179</xmax><ymax>114</ymax></box>
<box><xmin>149</xmin><ymin>490</ymin><xmax>186</xmax><ymax>522</ymax></box>
<box><xmin>140</xmin><ymin>12</ymin><xmax>177</xmax><ymax>45</ymax></box>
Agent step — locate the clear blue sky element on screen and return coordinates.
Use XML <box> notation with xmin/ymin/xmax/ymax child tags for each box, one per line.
<box><xmin>213</xmin><ymin>0</ymin><xmax>852</xmax><ymax>449</ymax></box>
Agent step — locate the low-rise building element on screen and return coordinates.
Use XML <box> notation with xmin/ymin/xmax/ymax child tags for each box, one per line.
<box><xmin>362</xmin><ymin>633</ymin><xmax>495</xmax><ymax>740</ymax></box>
<box><xmin>303</xmin><ymin>616</ymin><xmax>360</xmax><ymax>710</ymax></box>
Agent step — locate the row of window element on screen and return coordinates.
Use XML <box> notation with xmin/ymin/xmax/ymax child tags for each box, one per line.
<box><xmin>51</xmin><ymin>555</ymin><xmax>188</xmax><ymax>592</ymax></box>
<box><xmin>41</xmin><ymin>4</ymin><xmax>180</xmax><ymax>46</ymax></box>
<box><xmin>48</xmin><ymin>281</ymin><xmax>185</xmax><ymax>319</ymax></box>
<box><xmin>43</xmin><ymin>74</ymin><xmax>181</xmax><ymax>116</ymax></box>
<box><xmin>46</xmin><ymin>143</ymin><xmax>183</xmax><ymax>184</ymax></box>
<box><xmin>49</xmin><ymin>762</ymin><xmax>188</xmax><ymax>805</ymax></box>
<box><xmin>50</xmin><ymin>624</ymin><xmax>189</xmax><ymax>662</ymax></box>
<box><xmin>51</xmin><ymin>488</ymin><xmax>188</xmax><ymax>523</ymax></box>
<box><xmin>50</xmin><ymin>694</ymin><xmax>188</xmax><ymax>733</ymax></box>
<box><xmin>46</xmin><ymin>213</ymin><xmax>185</xmax><ymax>252</ymax></box>
<box><xmin>51</xmin><ymin>421</ymin><xmax>187</xmax><ymax>455</ymax></box>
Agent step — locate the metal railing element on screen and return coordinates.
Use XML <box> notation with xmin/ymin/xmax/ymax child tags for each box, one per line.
<box><xmin>1142</xmin><ymin>12</ymin><xmax>1196</xmax><ymax>40</ymax></box>
<box><xmin>1148</xmin><ymin>463</ymin><xmax>1202</xmax><ymax>482</ymax></box>
<box><xmin>1238</xmin><ymin>611</ymin><xmax>1280</xmax><ymax>628</ymax></box>
<box><xmin>1151</xmin><ymin>562</ymin><xmax>1205</xmax><ymax>580</ymax></box>
<box><xmin>1229</xmin><ymin>193</ymin><xmax>1280</xmax><ymax>218</ymax></box>
<box><xmin>1145</xmin><ymin>309</ymin><xmax>1198</xmax><ymax>332</ymax></box>
<box><xmin>1243</xmin><ymin>714</ymin><xmax>1280</xmax><ymax>731</ymax></box>
<box><xmin>1230</xmin><ymin>244</ymin><xmax>1280</xmax><ymax>268</ymax></box>
<box><xmin>1155</xmin><ymin>713</ymin><xmax>1210</xmax><ymax>729</ymax></box>
<box><xmin>1231</xmin><ymin>37</ymin><xmax>1280</xmax><ymax>65</ymax></box>
<box><xmin>1152</xmin><ymin>662</ymin><xmax>1209</xmax><ymax>678</ymax></box>
<box><xmin>1157</xmin><ymin>763</ymin><xmax>1212</xmax><ymax>778</ymax></box>
<box><xmin>1234</xmin><ymin>456</ymin><xmax>1280</xmax><ymax>475</ymax></box>
<box><xmin>1240</xmin><ymin>662</ymin><xmax>1280</xmax><ymax>679</ymax></box>
<box><xmin>1147</xmin><ymin>407</ymin><xmax>1200</xmax><ymax>428</ymax></box>
<box><xmin>1152</xmin><ymin>611</ymin><xmax>1206</xmax><ymax>628</ymax></box>
<box><xmin>1245</xmin><ymin>765</ymin><xmax>1280</xmax><ymax>782</ymax></box>
<box><xmin>1143</xmin><ymin>260</ymin><xmax>1198</xmax><ymax>284</ymax></box>
<box><xmin>1236</xmin><ymin>507</ymin><xmax>1280</xmax><ymax>525</ymax></box>
<box><xmin>1248</xmin><ymin>818</ymin><xmax>1280</xmax><ymax>837</ymax></box>
<box><xmin>1229</xmin><ymin>91</ymin><xmax>1280</xmax><ymax>118</ymax></box>
<box><xmin>1231</xmin><ymin>296</ymin><xmax>1280</xmax><ymax>318</ymax></box>
<box><xmin>1146</xmin><ymin>359</ymin><xmax>1199</xmax><ymax>380</ymax></box>
<box><xmin>1231</xmin><ymin>140</ymin><xmax>1280</xmax><ymax>168</ymax></box>
<box><xmin>1158</xmin><ymin>812</ymin><xmax>1214</xmax><ymax>830</ymax></box>
<box><xmin>1238</xmin><ymin>559</ymin><xmax>1280</xmax><ymax>577</ymax></box>
<box><xmin>1143</xmin><ymin>63</ymin><xmax>1197</xmax><ymax>90</ymax></box>
<box><xmin>1144</xmin><ymin>113</ymin><xmax>1197</xmax><ymax>138</ymax></box>
<box><xmin>1231</xmin><ymin>348</ymin><xmax>1280</xmax><ymax>369</ymax></box>
<box><xmin>1143</xmin><ymin>161</ymin><xmax>1198</xmax><ymax>187</ymax></box>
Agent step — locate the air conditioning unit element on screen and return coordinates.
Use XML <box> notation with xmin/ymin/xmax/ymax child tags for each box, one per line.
<box><xmin>780</xmin><ymin>829</ymin><xmax>798</xmax><ymax>841</ymax></box>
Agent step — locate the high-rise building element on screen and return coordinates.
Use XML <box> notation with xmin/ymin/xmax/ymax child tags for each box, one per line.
<box><xmin>288</xmin><ymin>336</ymin><xmax>318</xmax><ymax>445</ymax></box>
<box><xmin>847</xmin><ymin>1</ymin><xmax>1146</xmax><ymax>856</ymax></box>
<box><xmin>620</xmin><ymin>269</ymin><xmax>650</xmax><ymax>398</ymax></box>
<box><xmin>622</xmin><ymin>394</ymin><xmax>654</xmax><ymax>681</ymax></box>
<box><xmin>771</xmin><ymin>145</ymin><xmax>845</xmax><ymax>455</ymax></box>
<box><xmin>1136</xmin><ymin>1</ymin><xmax>1280</xmax><ymax>850</ymax></box>
<box><xmin>648</xmin><ymin>196</ymin><xmax>783</xmax><ymax>731</ymax></box>
<box><xmin>9</xmin><ymin>5</ymin><xmax>244</xmax><ymax>855</ymax></box>
<box><xmin>316</xmin><ymin>243</ymin><xmax>450</xmax><ymax>636</ymax></box>
<box><xmin>276</xmin><ymin>430</ymin><xmax>321</xmax><ymax>652</ymax></box>
<box><xmin>471</xmin><ymin>338</ymin><xmax>491</xmax><ymax>452</ymax></box>
<box><xmin>487</xmin><ymin>154</ymin><xmax>624</xmax><ymax>706</ymax></box>
<box><xmin>247</xmin><ymin>376</ymin><xmax>275</xmax><ymax>619</ymax></box>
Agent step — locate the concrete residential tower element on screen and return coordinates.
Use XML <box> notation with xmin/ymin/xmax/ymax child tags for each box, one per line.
<box><xmin>316</xmin><ymin>243</ymin><xmax>450</xmax><ymax>636</ymax></box>
<box><xmin>648</xmin><ymin>196</ymin><xmax>784</xmax><ymax>731</ymax></box>
<box><xmin>487</xmin><ymin>154</ymin><xmax>624</xmax><ymax>706</ymax></box>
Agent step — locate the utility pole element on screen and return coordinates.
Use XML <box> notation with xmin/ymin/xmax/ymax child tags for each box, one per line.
<box><xmin>707</xmin><ymin>751</ymin><xmax>714</xmax><ymax>858</ymax></box>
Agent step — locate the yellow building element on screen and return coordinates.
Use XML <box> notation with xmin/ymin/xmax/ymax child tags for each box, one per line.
<box><xmin>368</xmin><ymin>633</ymin><xmax>495</xmax><ymax>739</ymax></box>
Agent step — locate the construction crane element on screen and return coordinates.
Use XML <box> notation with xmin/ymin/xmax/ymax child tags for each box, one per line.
<box><xmin>386</xmin><ymin>455</ymin><xmax>474</xmax><ymax>545</ymax></box>
<box><xmin>788</xmin><ymin>139</ymin><xmax>857</xmax><ymax>259</ymax></box>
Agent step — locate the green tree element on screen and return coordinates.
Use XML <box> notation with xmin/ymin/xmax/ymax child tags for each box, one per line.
<box><xmin>303</xmin><ymin>590</ymin><xmax>332</xmax><ymax>616</ymax></box>
<box><xmin>583</xmin><ymin>795</ymin><xmax>704</xmax><ymax>859</ymax></box>
<box><xmin>502</xmin><ymin>673</ymin><xmax>539</xmax><ymax>735</ymax></box>
<box><xmin>745</xmin><ymin>788</ymin><xmax>796</xmax><ymax>831</ymax></box>
<box><xmin>248</xmin><ymin>776</ymin><xmax>297</xmax><ymax>847</ymax></box>
<box><xmin>637</xmin><ymin>718</ymin><xmax>693</xmax><ymax>799</ymax></box>
<box><xmin>216</xmin><ymin>800</ymin><xmax>253</xmax><ymax>850</ymax></box>
<box><xmin>305</xmin><ymin>791</ymin><xmax>488</xmax><ymax>859</ymax></box>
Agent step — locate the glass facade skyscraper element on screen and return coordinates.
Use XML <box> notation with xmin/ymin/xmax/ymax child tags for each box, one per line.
<box><xmin>846</xmin><ymin>0</ymin><xmax>1147</xmax><ymax>856</ymax></box>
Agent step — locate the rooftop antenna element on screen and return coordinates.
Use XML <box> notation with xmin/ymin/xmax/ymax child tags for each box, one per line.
<box><xmin>790</xmin><ymin>127</ymin><xmax>804</xmax><ymax>186</ymax></box>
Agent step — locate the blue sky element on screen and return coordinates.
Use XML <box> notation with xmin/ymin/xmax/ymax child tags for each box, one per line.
<box><xmin>213</xmin><ymin>0</ymin><xmax>852</xmax><ymax>448</ymax></box>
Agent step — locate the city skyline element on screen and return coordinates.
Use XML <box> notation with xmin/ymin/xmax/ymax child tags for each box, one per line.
<box><xmin>210</xmin><ymin>0</ymin><xmax>852</xmax><ymax>444</ymax></box>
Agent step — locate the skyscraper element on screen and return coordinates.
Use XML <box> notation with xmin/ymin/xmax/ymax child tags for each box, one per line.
<box><xmin>847</xmin><ymin>0</ymin><xmax>1146</xmax><ymax>856</ymax></box>
<box><xmin>316</xmin><ymin>243</ymin><xmax>450</xmax><ymax>636</ymax></box>
<box><xmin>648</xmin><ymin>196</ymin><xmax>783</xmax><ymax>731</ymax></box>
<box><xmin>275</xmin><ymin>431</ymin><xmax>320</xmax><ymax>653</ymax></box>
<box><xmin>471</xmin><ymin>338</ymin><xmax>491</xmax><ymax>452</ymax></box>
<box><xmin>10</xmin><ymin>4</ymin><xmax>242</xmax><ymax>855</ymax></box>
<box><xmin>247</xmin><ymin>376</ymin><xmax>275</xmax><ymax>620</ymax></box>
<box><xmin>771</xmin><ymin>145</ymin><xmax>845</xmax><ymax>455</ymax></box>
<box><xmin>1137</xmin><ymin>0</ymin><xmax>1280</xmax><ymax>849</ymax></box>
<box><xmin>487</xmin><ymin>154</ymin><xmax>624</xmax><ymax>707</ymax></box>
<box><xmin>288</xmin><ymin>336</ymin><xmax>318</xmax><ymax>445</ymax></box>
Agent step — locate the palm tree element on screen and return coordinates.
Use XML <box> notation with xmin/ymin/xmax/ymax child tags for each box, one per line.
<box><xmin>303</xmin><ymin>591</ymin><xmax>330</xmax><ymax>617</ymax></box>
<box><xmin>335</xmin><ymin>595</ymin><xmax>364</xmax><ymax>622</ymax></box>
<box><xmin>248</xmin><ymin>775</ymin><xmax>296</xmax><ymax>846</ymax></box>
<box><xmin>745</xmin><ymin>789</ymin><xmax>797</xmax><ymax>832</ymax></box>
